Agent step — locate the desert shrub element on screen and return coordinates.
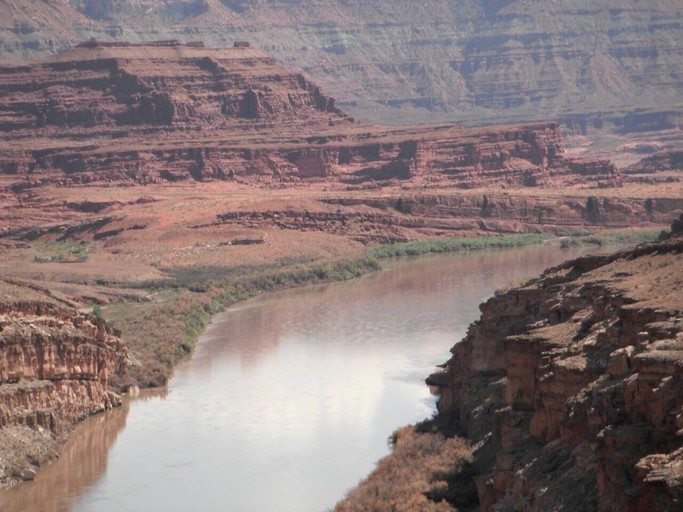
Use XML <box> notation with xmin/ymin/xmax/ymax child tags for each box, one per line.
<box><xmin>32</xmin><ymin>242</ymin><xmax>91</xmax><ymax>263</ymax></box>
<box><xmin>559</xmin><ymin>229</ymin><xmax>660</xmax><ymax>249</ymax></box>
<box><xmin>559</xmin><ymin>229</ymin><xmax>595</xmax><ymax>237</ymax></box>
<box><xmin>366</xmin><ymin>233</ymin><xmax>553</xmax><ymax>259</ymax></box>
<box><xmin>104</xmin><ymin>291</ymin><xmax>211</xmax><ymax>387</ymax></box>
<box><xmin>214</xmin><ymin>257</ymin><xmax>380</xmax><ymax>301</ymax></box>
<box><xmin>334</xmin><ymin>427</ymin><xmax>473</xmax><ymax>512</ymax></box>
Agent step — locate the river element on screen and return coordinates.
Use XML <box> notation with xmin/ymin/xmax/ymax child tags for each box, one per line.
<box><xmin>1</xmin><ymin>244</ymin><xmax>596</xmax><ymax>512</ymax></box>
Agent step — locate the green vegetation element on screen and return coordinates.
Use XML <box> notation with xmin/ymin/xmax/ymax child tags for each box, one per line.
<box><xmin>32</xmin><ymin>242</ymin><xmax>91</xmax><ymax>263</ymax></box>
<box><xmin>91</xmin><ymin>304</ymin><xmax>103</xmax><ymax>318</ymax></box>
<box><xmin>366</xmin><ymin>233</ymin><xmax>554</xmax><ymax>259</ymax></box>
<box><xmin>106</xmin><ymin>256</ymin><xmax>380</xmax><ymax>388</ymax></box>
<box><xmin>214</xmin><ymin>258</ymin><xmax>380</xmax><ymax>301</ymax></box>
<box><xmin>559</xmin><ymin>228</ymin><xmax>660</xmax><ymax>249</ymax></box>
<box><xmin>558</xmin><ymin>229</ymin><xmax>595</xmax><ymax>237</ymax></box>
<box><xmin>105</xmin><ymin>292</ymin><xmax>214</xmax><ymax>387</ymax></box>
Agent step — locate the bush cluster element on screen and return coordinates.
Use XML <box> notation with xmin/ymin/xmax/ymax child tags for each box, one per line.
<box><xmin>334</xmin><ymin>427</ymin><xmax>474</xmax><ymax>512</ymax></box>
<box><xmin>366</xmin><ymin>233</ymin><xmax>553</xmax><ymax>259</ymax></box>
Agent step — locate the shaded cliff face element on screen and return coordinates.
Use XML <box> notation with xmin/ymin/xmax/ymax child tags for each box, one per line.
<box><xmin>428</xmin><ymin>236</ymin><xmax>683</xmax><ymax>511</ymax></box>
<box><xmin>0</xmin><ymin>279</ymin><xmax>129</xmax><ymax>486</ymax></box>
<box><xmin>0</xmin><ymin>0</ymin><xmax>681</xmax><ymax>131</ymax></box>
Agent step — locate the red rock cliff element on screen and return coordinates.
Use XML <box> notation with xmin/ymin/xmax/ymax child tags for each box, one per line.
<box><xmin>0</xmin><ymin>42</ymin><xmax>622</xmax><ymax>189</ymax></box>
<box><xmin>0</xmin><ymin>279</ymin><xmax>129</xmax><ymax>485</ymax></box>
<box><xmin>428</xmin><ymin>236</ymin><xmax>683</xmax><ymax>511</ymax></box>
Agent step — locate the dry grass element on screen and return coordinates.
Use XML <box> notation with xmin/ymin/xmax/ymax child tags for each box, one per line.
<box><xmin>103</xmin><ymin>290</ymin><xmax>210</xmax><ymax>388</ymax></box>
<box><xmin>334</xmin><ymin>427</ymin><xmax>474</xmax><ymax>512</ymax></box>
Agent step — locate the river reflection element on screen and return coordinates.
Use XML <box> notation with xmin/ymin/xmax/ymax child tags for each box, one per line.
<box><xmin>0</xmin><ymin>403</ymin><xmax>128</xmax><ymax>512</ymax></box>
<box><xmin>2</xmin><ymin>244</ymin><xmax>594</xmax><ymax>512</ymax></box>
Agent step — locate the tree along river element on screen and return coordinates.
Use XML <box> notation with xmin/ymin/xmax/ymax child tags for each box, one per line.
<box><xmin>2</xmin><ymin>244</ymin><xmax>599</xmax><ymax>512</ymax></box>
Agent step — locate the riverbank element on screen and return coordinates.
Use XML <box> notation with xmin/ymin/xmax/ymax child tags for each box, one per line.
<box><xmin>2</xmin><ymin>239</ymin><xmax>617</xmax><ymax>511</ymax></box>
<box><xmin>1</xmin><ymin>36</ymin><xmax>681</xmax><ymax>503</ymax></box>
<box><xmin>103</xmin><ymin>228</ymin><xmax>661</xmax><ymax>389</ymax></box>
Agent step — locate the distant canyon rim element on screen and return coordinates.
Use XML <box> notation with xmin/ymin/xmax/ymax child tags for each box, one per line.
<box><xmin>2</xmin><ymin>0</ymin><xmax>682</xmax><ymax>147</ymax></box>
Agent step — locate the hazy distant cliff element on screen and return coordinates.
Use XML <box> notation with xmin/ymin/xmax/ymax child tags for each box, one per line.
<box><xmin>1</xmin><ymin>0</ymin><xmax>681</xmax><ymax>128</ymax></box>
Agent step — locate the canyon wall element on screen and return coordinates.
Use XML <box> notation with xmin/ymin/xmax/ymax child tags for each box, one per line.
<box><xmin>0</xmin><ymin>40</ymin><xmax>346</xmax><ymax>132</ymax></box>
<box><xmin>2</xmin><ymin>122</ymin><xmax>605</xmax><ymax>189</ymax></box>
<box><xmin>0</xmin><ymin>42</ymin><xmax>629</xmax><ymax>191</ymax></box>
<box><xmin>0</xmin><ymin>1</ymin><xmax>681</xmax><ymax>131</ymax></box>
<box><xmin>0</xmin><ymin>279</ymin><xmax>129</xmax><ymax>485</ymax></box>
<box><xmin>428</xmin><ymin>232</ymin><xmax>683</xmax><ymax>511</ymax></box>
<box><xmin>0</xmin><ymin>42</ymin><xmax>679</xmax><ymax>251</ymax></box>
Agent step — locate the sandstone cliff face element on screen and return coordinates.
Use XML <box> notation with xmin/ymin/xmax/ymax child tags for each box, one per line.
<box><xmin>0</xmin><ymin>40</ymin><xmax>346</xmax><ymax>132</ymax></box>
<box><xmin>0</xmin><ymin>280</ymin><xmax>129</xmax><ymax>485</ymax></box>
<box><xmin>428</xmin><ymin>237</ymin><xmax>683</xmax><ymax>511</ymax></box>
<box><xmin>0</xmin><ymin>0</ymin><xmax>681</xmax><ymax>133</ymax></box>
<box><xmin>0</xmin><ymin>42</ymin><xmax>626</xmax><ymax>190</ymax></box>
<box><xmin>624</xmin><ymin>150</ymin><xmax>683</xmax><ymax>186</ymax></box>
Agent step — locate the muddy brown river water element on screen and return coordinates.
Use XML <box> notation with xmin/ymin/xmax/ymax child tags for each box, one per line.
<box><xmin>1</xmin><ymin>244</ymin><xmax>599</xmax><ymax>512</ymax></box>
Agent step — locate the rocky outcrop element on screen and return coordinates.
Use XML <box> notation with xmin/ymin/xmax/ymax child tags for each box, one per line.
<box><xmin>0</xmin><ymin>42</ymin><xmax>626</xmax><ymax>191</ymax></box>
<box><xmin>2</xmin><ymin>123</ymin><xmax>598</xmax><ymax>188</ymax></box>
<box><xmin>623</xmin><ymin>150</ymin><xmax>683</xmax><ymax>180</ymax></box>
<box><xmin>204</xmin><ymin>193</ymin><xmax>683</xmax><ymax>245</ymax></box>
<box><xmin>0</xmin><ymin>279</ymin><xmax>129</xmax><ymax>485</ymax></box>
<box><xmin>428</xmin><ymin>234</ymin><xmax>683</xmax><ymax>511</ymax></box>
<box><xmin>0</xmin><ymin>40</ymin><xmax>347</xmax><ymax>133</ymax></box>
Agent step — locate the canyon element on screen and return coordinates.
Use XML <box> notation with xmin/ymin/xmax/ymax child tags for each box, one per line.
<box><xmin>337</xmin><ymin>221</ymin><xmax>683</xmax><ymax>512</ymax></box>
<box><xmin>0</xmin><ymin>40</ymin><xmax>620</xmax><ymax>192</ymax></box>
<box><xmin>0</xmin><ymin>41</ymin><xmax>680</xmax><ymax>254</ymax></box>
<box><xmin>0</xmin><ymin>36</ymin><xmax>681</xmax><ymax>510</ymax></box>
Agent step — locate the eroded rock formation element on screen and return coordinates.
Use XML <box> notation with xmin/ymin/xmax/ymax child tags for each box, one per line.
<box><xmin>207</xmin><ymin>193</ymin><xmax>680</xmax><ymax>245</ymax></box>
<box><xmin>0</xmin><ymin>279</ymin><xmax>129</xmax><ymax>485</ymax></box>
<box><xmin>623</xmin><ymin>150</ymin><xmax>683</xmax><ymax>186</ymax></box>
<box><xmin>0</xmin><ymin>40</ymin><xmax>345</xmax><ymax>132</ymax></box>
<box><xmin>0</xmin><ymin>41</ymin><xmax>628</xmax><ymax>191</ymax></box>
<box><xmin>428</xmin><ymin>232</ymin><xmax>683</xmax><ymax>510</ymax></box>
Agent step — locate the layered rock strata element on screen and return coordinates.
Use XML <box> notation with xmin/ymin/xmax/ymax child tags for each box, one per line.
<box><xmin>0</xmin><ymin>279</ymin><xmax>129</xmax><ymax>484</ymax></box>
<box><xmin>0</xmin><ymin>40</ymin><xmax>346</xmax><ymax>132</ymax></box>
<box><xmin>623</xmin><ymin>150</ymin><xmax>683</xmax><ymax>185</ymax></box>
<box><xmin>0</xmin><ymin>42</ymin><xmax>625</xmax><ymax>191</ymax></box>
<box><xmin>1</xmin><ymin>0</ymin><xmax>682</xmax><ymax>134</ymax></box>
<box><xmin>428</xmin><ymin>235</ymin><xmax>683</xmax><ymax>511</ymax></box>
<box><xmin>4</xmin><ymin>187</ymin><xmax>681</xmax><ymax>251</ymax></box>
<box><xmin>208</xmin><ymin>193</ymin><xmax>682</xmax><ymax>244</ymax></box>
